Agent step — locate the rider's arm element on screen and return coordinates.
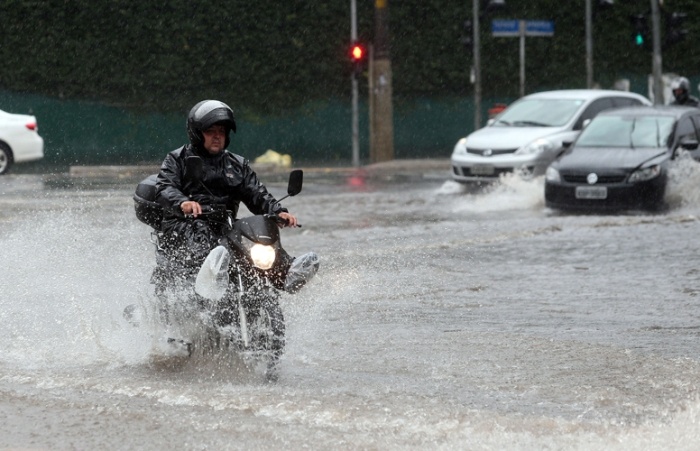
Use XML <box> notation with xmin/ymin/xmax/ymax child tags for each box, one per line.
<box><xmin>232</xmin><ymin>155</ymin><xmax>288</xmax><ymax>216</ymax></box>
<box><xmin>155</xmin><ymin>149</ymin><xmax>191</xmax><ymax>215</ymax></box>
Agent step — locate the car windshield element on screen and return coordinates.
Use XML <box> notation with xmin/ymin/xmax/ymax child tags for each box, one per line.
<box><xmin>575</xmin><ymin>115</ymin><xmax>675</xmax><ymax>148</ymax></box>
<box><xmin>494</xmin><ymin>98</ymin><xmax>585</xmax><ymax>127</ymax></box>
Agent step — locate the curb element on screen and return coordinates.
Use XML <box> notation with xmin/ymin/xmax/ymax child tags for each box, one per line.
<box><xmin>67</xmin><ymin>159</ymin><xmax>452</xmax><ymax>183</ymax></box>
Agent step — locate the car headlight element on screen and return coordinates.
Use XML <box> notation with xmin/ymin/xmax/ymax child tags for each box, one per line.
<box><xmin>515</xmin><ymin>138</ymin><xmax>556</xmax><ymax>156</ymax></box>
<box><xmin>545</xmin><ymin>166</ymin><xmax>561</xmax><ymax>183</ymax></box>
<box><xmin>452</xmin><ymin>138</ymin><xmax>468</xmax><ymax>156</ymax></box>
<box><xmin>628</xmin><ymin>164</ymin><xmax>661</xmax><ymax>183</ymax></box>
<box><xmin>250</xmin><ymin>244</ymin><xmax>276</xmax><ymax>270</ymax></box>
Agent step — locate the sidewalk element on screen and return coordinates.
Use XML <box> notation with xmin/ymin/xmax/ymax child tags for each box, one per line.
<box><xmin>68</xmin><ymin>158</ymin><xmax>452</xmax><ymax>183</ymax></box>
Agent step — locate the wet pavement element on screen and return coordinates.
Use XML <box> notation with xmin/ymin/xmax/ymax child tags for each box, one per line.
<box><xmin>2</xmin><ymin>159</ymin><xmax>700</xmax><ymax>449</ymax></box>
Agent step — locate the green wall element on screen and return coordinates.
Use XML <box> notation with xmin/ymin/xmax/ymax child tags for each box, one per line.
<box><xmin>2</xmin><ymin>91</ymin><xmax>479</xmax><ymax>171</ymax></box>
<box><xmin>2</xmin><ymin>75</ymin><xmax>653</xmax><ymax>173</ymax></box>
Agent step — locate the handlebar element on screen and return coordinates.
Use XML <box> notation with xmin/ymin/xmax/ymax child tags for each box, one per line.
<box><xmin>264</xmin><ymin>213</ymin><xmax>302</xmax><ymax>228</ymax></box>
<box><xmin>183</xmin><ymin>204</ymin><xmax>224</xmax><ymax>219</ymax></box>
<box><xmin>185</xmin><ymin>206</ymin><xmax>301</xmax><ymax>228</ymax></box>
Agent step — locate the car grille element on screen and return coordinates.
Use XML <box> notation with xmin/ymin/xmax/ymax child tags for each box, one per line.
<box><xmin>460</xmin><ymin>166</ymin><xmax>514</xmax><ymax>178</ymax></box>
<box><xmin>466</xmin><ymin>147</ymin><xmax>518</xmax><ymax>156</ymax></box>
<box><xmin>562</xmin><ymin>174</ymin><xmax>627</xmax><ymax>184</ymax></box>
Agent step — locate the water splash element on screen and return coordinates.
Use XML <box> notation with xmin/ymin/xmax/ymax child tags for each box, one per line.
<box><xmin>666</xmin><ymin>155</ymin><xmax>700</xmax><ymax>210</ymax></box>
<box><xmin>441</xmin><ymin>160</ymin><xmax>700</xmax><ymax>216</ymax></box>
<box><xmin>0</xmin><ymin>205</ymin><xmax>154</xmax><ymax>368</ymax></box>
<box><xmin>446</xmin><ymin>173</ymin><xmax>545</xmax><ymax>214</ymax></box>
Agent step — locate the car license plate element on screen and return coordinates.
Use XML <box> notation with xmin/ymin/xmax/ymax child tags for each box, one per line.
<box><xmin>470</xmin><ymin>165</ymin><xmax>495</xmax><ymax>176</ymax></box>
<box><xmin>575</xmin><ymin>186</ymin><xmax>607</xmax><ymax>199</ymax></box>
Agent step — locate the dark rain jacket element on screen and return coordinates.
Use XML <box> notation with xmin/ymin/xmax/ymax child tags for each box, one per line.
<box><xmin>154</xmin><ymin>144</ymin><xmax>287</xmax><ymax>261</ymax></box>
<box><xmin>671</xmin><ymin>95</ymin><xmax>700</xmax><ymax>107</ymax></box>
<box><xmin>156</xmin><ymin>144</ymin><xmax>287</xmax><ymax>221</ymax></box>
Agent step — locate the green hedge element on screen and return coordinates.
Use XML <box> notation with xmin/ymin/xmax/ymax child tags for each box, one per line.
<box><xmin>1</xmin><ymin>1</ymin><xmax>699</xmax><ymax>168</ymax></box>
<box><xmin>2</xmin><ymin>0</ymin><xmax>699</xmax><ymax>114</ymax></box>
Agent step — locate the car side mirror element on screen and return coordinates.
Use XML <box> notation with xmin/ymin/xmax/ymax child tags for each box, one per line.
<box><xmin>562</xmin><ymin>140</ymin><xmax>574</xmax><ymax>148</ymax></box>
<box><xmin>582</xmin><ymin>119</ymin><xmax>592</xmax><ymax>129</ymax></box>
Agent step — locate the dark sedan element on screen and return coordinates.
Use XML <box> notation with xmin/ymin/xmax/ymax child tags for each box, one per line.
<box><xmin>544</xmin><ymin>106</ymin><xmax>700</xmax><ymax>212</ymax></box>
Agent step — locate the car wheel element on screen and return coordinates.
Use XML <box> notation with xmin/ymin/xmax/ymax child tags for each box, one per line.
<box><xmin>0</xmin><ymin>143</ymin><xmax>13</xmax><ymax>175</ymax></box>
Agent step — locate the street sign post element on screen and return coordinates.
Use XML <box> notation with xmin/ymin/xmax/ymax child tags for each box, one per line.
<box><xmin>492</xmin><ymin>19</ymin><xmax>554</xmax><ymax>96</ymax></box>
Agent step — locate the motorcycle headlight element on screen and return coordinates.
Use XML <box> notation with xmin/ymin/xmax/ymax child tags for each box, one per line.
<box><xmin>250</xmin><ymin>244</ymin><xmax>276</xmax><ymax>270</ymax></box>
<box><xmin>628</xmin><ymin>164</ymin><xmax>661</xmax><ymax>183</ymax></box>
<box><xmin>515</xmin><ymin>138</ymin><xmax>555</xmax><ymax>156</ymax></box>
<box><xmin>545</xmin><ymin>166</ymin><xmax>561</xmax><ymax>183</ymax></box>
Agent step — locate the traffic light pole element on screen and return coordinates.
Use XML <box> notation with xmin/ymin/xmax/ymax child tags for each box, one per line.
<box><xmin>650</xmin><ymin>0</ymin><xmax>664</xmax><ymax>105</ymax></box>
<box><xmin>585</xmin><ymin>0</ymin><xmax>593</xmax><ymax>88</ymax></box>
<box><xmin>472</xmin><ymin>0</ymin><xmax>482</xmax><ymax>130</ymax></box>
<box><xmin>351</xmin><ymin>0</ymin><xmax>360</xmax><ymax>167</ymax></box>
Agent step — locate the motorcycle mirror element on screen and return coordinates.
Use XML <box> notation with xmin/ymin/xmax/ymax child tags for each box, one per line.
<box><xmin>276</xmin><ymin>169</ymin><xmax>303</xmax><ymax>203</ymax></box>
<box><xmin>287</xmin><ymin>169</ymin><xmax>303</xmax><ymax>197</ymax></box>
<box><xmin>185</xmin><ymin>156</ymin><xmax>204</xmax><ymax>182</ymax></box>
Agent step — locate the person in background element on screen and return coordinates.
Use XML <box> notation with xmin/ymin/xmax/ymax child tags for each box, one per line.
<box><xmin>670</xmin><ymin>77</ymin><xmax>700</xmax><ymax>107</ymax></box>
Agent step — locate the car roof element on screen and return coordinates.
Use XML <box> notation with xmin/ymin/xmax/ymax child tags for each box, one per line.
<box><xmin>523</xmin><ymin>89</ymin><xmax>649</xmax><ymax>101</ymax></box>
<box><xmin>597</xmin><ymin>105</ymin><xmax>698</xmax><ymax>118</ymax></box>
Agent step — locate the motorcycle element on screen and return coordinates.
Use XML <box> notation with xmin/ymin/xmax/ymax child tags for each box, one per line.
<box><xmin>129</xmin><ymin>157</ymin><xmax>317</xmax><ymax>379</ymax></box>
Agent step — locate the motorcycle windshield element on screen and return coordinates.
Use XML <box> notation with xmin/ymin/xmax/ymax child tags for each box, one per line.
<box><xmin>234</xmin><ymin>215</ymin><xmax>280</xmax><ymax>245</ymax></box>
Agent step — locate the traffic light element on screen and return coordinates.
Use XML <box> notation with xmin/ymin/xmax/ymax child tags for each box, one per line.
<box><xmin>665</xmin><ymin>12</ymin><xmax>688</xmax><ymax>47</ymax></box>
<box><xmin>461</xmin><ymin>20</ymin><xmax>473</xmax><ymax>52</ymax></box>
<box><xmin>350</xmin><ymin>42</ymin><xmax>366</xmax><ymax>76</ymax></box>
<box><xmin>630</xmin><ymin>13</ymin><xmax>649</xmax><ymax>48</ymax></box>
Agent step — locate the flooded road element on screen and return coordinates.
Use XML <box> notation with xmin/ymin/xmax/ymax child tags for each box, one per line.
<box><xmin>2</xmin><ymin>161</ymin><xmax>700</xmax><ymax>449</ymax></box>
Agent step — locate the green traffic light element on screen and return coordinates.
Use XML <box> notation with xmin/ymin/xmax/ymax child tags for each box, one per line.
<box><xmin>635</xmin><ymin>33</ymin><xmax>644</xmax><ymax>46</ymax></box>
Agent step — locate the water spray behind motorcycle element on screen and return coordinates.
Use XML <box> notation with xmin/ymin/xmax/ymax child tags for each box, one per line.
<box><xmin>128</xmin><ymin>158</ymin><xmax>319</xmax><ymax>380</ymax></box>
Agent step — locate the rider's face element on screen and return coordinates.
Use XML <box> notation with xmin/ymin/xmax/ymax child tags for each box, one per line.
<box><xmin>202</xmin><ymin>124</ymin><xmax>227</xmax><ymax>154</ymax></box>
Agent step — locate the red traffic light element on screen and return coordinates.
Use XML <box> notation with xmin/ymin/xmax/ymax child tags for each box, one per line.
<box><xmin>350</xmin><ymin>44</ymin><xmax>365</xmax><ymax>62</ymax></box>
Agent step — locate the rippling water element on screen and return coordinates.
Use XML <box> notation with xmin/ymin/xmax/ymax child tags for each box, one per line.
<box><xmin>2</xmin><ymin>162</ymin><xmax>700</xmax><ymax>449</ymax></box>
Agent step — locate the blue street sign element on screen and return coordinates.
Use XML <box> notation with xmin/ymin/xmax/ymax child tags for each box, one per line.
<box><xmin>491</xmin><ymin>19</ymin><xmax>520</xmax><ymax>37</ymax></box>
<box><xmin>492</xmin><ymin>19</ymin><xmax>554</xmax><ymax>37</ymax></box>
<box><xmin>525</xmin><ymin>20</ymin><xmax>554</xmax><ymax>37</ymax></box>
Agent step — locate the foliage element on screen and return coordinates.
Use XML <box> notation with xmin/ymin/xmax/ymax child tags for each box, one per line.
<box><xmin>0</xmin><ymin>0</ymin><xmax>699</xmax><ymax>116</ymax></box>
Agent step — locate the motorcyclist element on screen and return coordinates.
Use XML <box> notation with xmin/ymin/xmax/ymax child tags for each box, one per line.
<box><xmin>154</xmin><ymin>100</ymin><xmax>316</xmax><ymax>292</ymax></box>
<box><xmin>670</xmin><ymin>77</ymin><xmax>700</xmax><ymax>107</ymax></box>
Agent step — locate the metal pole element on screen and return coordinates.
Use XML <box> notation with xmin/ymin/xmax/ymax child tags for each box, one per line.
<box><xmin>585</xmin><ymin>0</ymin><xmax>593</xmax><ymax>88</ymax></box>
<box><xmin>371</xmin><ymin>0</ymin><xmax>394</xmax><ymax>162</ymax></box>
<box><xmin>650</xmin><ymin>0</ymin><xmax>664</xmax><ymax>105</ymax></box>
<box><xmin>519</xmin><ymin>20</ymin><xmax>525</xmax><ymax>98</ymax></box>
<box><xmin>351</xmin><ymin>0</ymin><xmax>360</xmax><ymax>166</ymax></box>
<box><xmin>473</xmin><ymin>0</ymin><xmax>482</xmax><ymax>130</ymax></box>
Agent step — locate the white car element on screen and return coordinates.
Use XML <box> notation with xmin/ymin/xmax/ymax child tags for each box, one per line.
<box><xmin>450</xmin><ymin>90</ymin><xmax>651</xmax><ymax>183</ymax></box>
<box><xmin>0</xmin><ymin>108</ymin><xmax>44</xmax><ymax>175</ymax></box>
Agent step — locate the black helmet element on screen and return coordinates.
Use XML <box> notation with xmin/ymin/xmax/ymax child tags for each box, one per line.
<box><xmin>187</xmin><ymin>100</ymin><xmax>237</xmax><ymax>149</ymax></box>
<box><xmin>672</xmin><ymin>77</ymin><xmax>691</xmax><ymax>103</ymax></box>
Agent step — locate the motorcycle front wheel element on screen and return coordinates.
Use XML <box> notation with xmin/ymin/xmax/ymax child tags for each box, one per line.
<box><xmin>244</xmin><ymin>297</ymin><xmax>286</xmax><ymax>379</ymax></box>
